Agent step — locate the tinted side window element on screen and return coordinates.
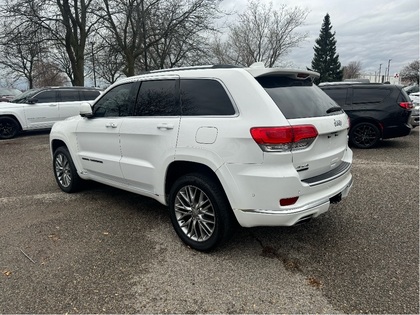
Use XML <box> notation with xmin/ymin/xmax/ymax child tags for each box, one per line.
<box><xmin>81</xmin><ymin>90</ymin><xmax>101</xmax><ymax>100</ymax></box>
<box><xmin>180</xmin><ymin>79</ymin><xmax>235</xmax><ymax>115</ymax></box>
<box><xmin>60</xmin><ymin>90</ymin><xmax>80</xmax><ymax>102</ymax></box>
<box><xmin>135</xmin><ymin>80</ymin><xmax>178</xmax><ymax>116</ymax></box>
<box><xmin>257</xmin><ymin>76</ymin><xmax>338</xmax><ymax>119</ymax></box>
<box><xmin>34</xmin><ymin>90</ymin><xmax>57</xmax><ymax>103</ymax></box>
<box><xmin>352</xmin><ymin>88</ymin><xmax>391</xmax><ymax>104</ymax></box>
<box><xmin>93</xmin><ymin>82</ymin><xmax>139</xmax><ymax>117</ymax></box>
<box><xmin>322</xmin><ymin>88</ymin><xmax>347</xmax><ymax>106</ymax></box>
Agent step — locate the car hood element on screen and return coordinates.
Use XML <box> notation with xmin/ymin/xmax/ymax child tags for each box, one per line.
<box><xmin>0</xmin><ymin>101</ymin><xmax>25</xmax><ymax>109</ymax></box>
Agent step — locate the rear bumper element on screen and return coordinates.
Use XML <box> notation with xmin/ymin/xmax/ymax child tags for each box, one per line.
<box><xmin>232</xmin><ymin>175</ymin><xmax>353</xmax><ymax>227</ymax></box>
<box><xmin>382</xmin><ymin>123</ymin><xmax>412</xmax><ymax>139</ymax></box>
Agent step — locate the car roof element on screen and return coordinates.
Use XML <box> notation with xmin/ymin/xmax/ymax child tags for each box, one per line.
<box><xmin>116</xmin><ymin>64</ymin><xmax>320</xmax><ymax>85</ymax></box>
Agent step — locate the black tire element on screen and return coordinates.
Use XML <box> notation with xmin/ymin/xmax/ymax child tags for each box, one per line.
<box><xmin>349</xmin><ymin>122</ymin><xmax>380</xmax><ymax>149</ymax></box>
<box><xmin>168</xmin><ymin>173</ymin><xmax>235</xmax><ymax>251</ymax></box>
<box><xmin>0</xmin><ymin>117</ymin><xmax>20</xmax><ymax>139</ymax></box>
<box><xmin>53</xmin><ymin>147</ymin><xmax>83</xmax><ymax>193</ymax></box>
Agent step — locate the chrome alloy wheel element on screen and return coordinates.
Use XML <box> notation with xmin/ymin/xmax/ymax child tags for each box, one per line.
<box><xmin>174</xmin><ymin>185</ymin><xmax>216</xmax><ymax>242</ymax></box>
<box><xmin>55</xmin><ymin>153</ymin><xmax>72</xmax><ymax>188</ymax></box>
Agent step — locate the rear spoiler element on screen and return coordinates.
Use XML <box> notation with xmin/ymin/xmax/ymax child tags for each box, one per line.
<box><xmin>245</xmin><ymin>63</ymin><xmax>320</xmax><ymax>80</ymax></box>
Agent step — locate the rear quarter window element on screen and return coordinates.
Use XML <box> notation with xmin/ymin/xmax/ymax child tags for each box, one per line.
<box><xmin>256</xmin><ymin>76</ymin><xmax>339</xmax><ymax>119</ymax></box>
<box><xmin>82</xmin><ymin>90</ymin><xmax>101</xmax><ymax>100</ymax></box>
<box><xmin>180</xmin><ymin>79</ymin><xmax>235</xmax><ymax>116</ymax></box>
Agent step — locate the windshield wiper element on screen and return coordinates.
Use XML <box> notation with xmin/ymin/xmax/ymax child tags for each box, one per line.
<box><xmin>326</xmin><ymin>106</ymin><xmax>343</xmax><ymax>114</ymax></box>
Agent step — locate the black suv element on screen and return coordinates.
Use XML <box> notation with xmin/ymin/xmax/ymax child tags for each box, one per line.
<box><xmin>320</xmin><ymin>83</ymin><xmax>413</xmax><ymax>148</ymax></box>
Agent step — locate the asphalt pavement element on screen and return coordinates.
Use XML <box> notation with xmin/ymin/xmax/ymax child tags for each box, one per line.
<box><xmin>0</xmin><ymin>129</ymin><xmax>418</xmax><ymax>314</ymax></box>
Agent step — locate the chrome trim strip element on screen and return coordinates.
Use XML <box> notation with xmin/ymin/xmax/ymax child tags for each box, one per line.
<box><xmin>238</xmin><ymin>199</ymin><xmax>330</xmax><ymax>215</ymax></box>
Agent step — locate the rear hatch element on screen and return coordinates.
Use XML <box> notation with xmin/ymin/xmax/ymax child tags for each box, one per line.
<box><xmin>247</xmin><ymin>68</ymin><xmax>350</xmax><ymax>181</ymax></box>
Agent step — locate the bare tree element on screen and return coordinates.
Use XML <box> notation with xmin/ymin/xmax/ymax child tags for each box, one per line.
<box><xmin>146</xmin><ymin>0</ymin><xmax>219</xmax><ymax>69</ymax></box>
<box><xmin>0</xmin><ymin>3</ymin><xmax>49</xmax><ymax>88</ymax></box>
<box><xmin>99</xmin><ymin>0</ymin><xmax>221</xmax><ymax>76</ymax></box>
<box><xmin>1</xmin><ymin>0</ymin><xmax>102</xmax><ymax>86</ymax></box>
<box><xmin>211</xmin><ymin>0</ymin><xmax>308</xmax><ymax>67</ymax></box>
<box><xmin>32</xmin><ymin>61</ymin><xmax>68</xmax><ymax>87</ymax></box>
<box><xmin>342</xmin><ymin>61</ymin><xmax>362</xmax><ymax>79</ymax></box>
<box><xmin>400</xmin><ymin>60</ymin><xmax>419</xmax><ymax>84</ymax></box>
<box><xmin>94</xmin><ymin>41</ymin><xmax>125</xmax><ymax>85</ymax></box>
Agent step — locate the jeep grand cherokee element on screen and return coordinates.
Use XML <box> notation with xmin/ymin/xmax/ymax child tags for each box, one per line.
<box><xmin>50</xmin><ymin>65</ymin><xmax>353</xmax><ymax>251</ymax></box>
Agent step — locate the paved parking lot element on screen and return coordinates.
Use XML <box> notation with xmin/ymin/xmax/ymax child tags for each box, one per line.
<box><xmin>0</xmin><ymin>129</ymin><xmax>418</xmax><ymax>314</ymax></box>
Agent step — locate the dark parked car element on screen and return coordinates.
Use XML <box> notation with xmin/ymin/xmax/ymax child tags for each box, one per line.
<box><xmin>320</xmin><ymin>83</ymin><xmax>413</xmax><ymax>148</ymax></box>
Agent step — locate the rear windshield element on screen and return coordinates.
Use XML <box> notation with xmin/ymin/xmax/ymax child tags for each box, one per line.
<box><xmin>256</xmin><ymin>76</ymin><xmax>341</xmax><ymax>119</ymax></box>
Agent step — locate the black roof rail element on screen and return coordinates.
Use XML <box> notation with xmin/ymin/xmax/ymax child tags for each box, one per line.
<box><xmin>149</xmin><ymin>64</ymin><xmax>241</xmax><ymax>74</ymax></box>
<box><xmin>319</xmin><ymin>82</ymin><xmax>385</xmax><ymax>87</ymax></box>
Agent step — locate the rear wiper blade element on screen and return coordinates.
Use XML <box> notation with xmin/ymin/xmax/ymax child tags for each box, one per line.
<box><xmin>326</xmin><ymin>106</ymin><xmax>343</xmax><ymax>113</ymax></box>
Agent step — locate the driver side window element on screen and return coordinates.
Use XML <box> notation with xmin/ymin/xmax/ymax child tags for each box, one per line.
<box><xmin>34</xmin><ymin>90</ymin><xmax>58</xmax><ymax>103</ymax></box>
<box><xmin>93</xmin><ymin>82</ymin><xmax>139</xmax><ymax>117</ymax></box>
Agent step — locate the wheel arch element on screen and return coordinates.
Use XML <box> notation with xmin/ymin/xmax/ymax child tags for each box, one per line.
<box><xmin>350</xmin><ymin>118</ymin><xmax>383</xmax><ymax>137</ymax></box>
<box><xmin>164</xmin><ymin>161</ymin><xmax>234</xmax><ymax>208</ymax></box>
<box><xmin>51</xmin><ymin>139</ymin><xmax>68</xmax><ymax>153</ymax></box>
<box><xmin>0</xmin><ymin>114</ymin><xmax>23</xmax><ymax>131</ymax></box>
<box><xmin>165</xmin><ymin>161</ymin><xmax>219</xmax><ymax>200</ymax></box>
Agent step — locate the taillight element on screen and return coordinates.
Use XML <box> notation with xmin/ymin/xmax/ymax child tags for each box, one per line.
<box><xmin>399</xmin><ymin>101</ymin><xmax>413</xmax><ymax>110</ymax></box>
<box><xmin>250</xmin><ymin>125</ymin><xmax>318</xmax><ymax>152</ymax></box>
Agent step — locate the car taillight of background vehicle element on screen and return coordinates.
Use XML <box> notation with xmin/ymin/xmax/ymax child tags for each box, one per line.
<box><xmin>399</xmin><ymin>101</ymin><xmax>413</xmax><ymax>110</ymax></box>
<box><xmin>250</xmin><ymin>125</ymin><xmax>318</xmax><ymax>152</ymax></box>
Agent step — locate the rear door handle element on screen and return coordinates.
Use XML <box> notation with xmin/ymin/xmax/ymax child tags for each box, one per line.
<box><xmin>157</xmin><ymin>123</ymin><xmax>174</xmax><ymax>130</ymax></box>
<box><xmin>105</xmin><ymin>122</ymin><xmax>118</xmax><ymax>128</ymax></box>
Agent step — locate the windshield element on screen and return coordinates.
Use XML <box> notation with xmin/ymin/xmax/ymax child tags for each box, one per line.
<box><xmin>10</xmin><ymin>89</ymin><xmax>41</xmax><ymax>103</ymax></box>
<box><xmin>0</xmin><ymin>88</ymin><xmax>22</xmax><ymax>97</ymax></box>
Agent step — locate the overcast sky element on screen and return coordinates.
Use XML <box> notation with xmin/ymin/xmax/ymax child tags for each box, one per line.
<box><xmin>220</xmin><ymin>0</ymin><xmax>419</xmax><ymax>76</ymax></box>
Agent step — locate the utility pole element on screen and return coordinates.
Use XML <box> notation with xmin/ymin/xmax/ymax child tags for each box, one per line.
<box><xmin>90</xmin><ymin>41</ymin><xmax>97</xmax><ymax>87</ymax></box>
<box><xmin>387</xmin><ymin>59</ymin><xmax>392</xmax><ymax>82</ymax></box>
<box><xmin>378</xmin><ymin>64</ymin><xmax>382</xmax><ymax>83</ymax></box>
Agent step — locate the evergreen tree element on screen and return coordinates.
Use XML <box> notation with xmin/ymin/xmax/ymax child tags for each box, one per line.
<box><xmin>311</xmin><ymin>14</ymin><xmax>343</xmax><ymax>83</ymax></box>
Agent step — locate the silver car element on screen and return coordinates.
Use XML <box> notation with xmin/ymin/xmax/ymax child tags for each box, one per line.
<box><xmin>409</xmin><ymin>92</ymin><xmax>419</xmax><ymax>128</ymax></box>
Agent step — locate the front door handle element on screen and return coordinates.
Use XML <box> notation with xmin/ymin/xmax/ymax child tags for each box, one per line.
<box><xmin>157</xmin><ymin>123</ymin><xmax>174</xmax><ymax>130</ymax></box>
<box><xmin>105</xmin><ymin>122</ymin><xmax>117</xmax><ymax>128</ymax></box>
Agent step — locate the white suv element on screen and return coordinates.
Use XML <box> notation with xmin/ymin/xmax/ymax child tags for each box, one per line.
<box><xmin>0</xmin><ymin>86</ymin><xmax>101</xmax><ymax>139</ymax></box>
<box><xmin>50</xmin><ymin>65</ymin><xmax>353</xmax><ymax>251</ymax></box>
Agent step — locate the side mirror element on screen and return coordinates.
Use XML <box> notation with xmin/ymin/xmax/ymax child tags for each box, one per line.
<box><xmin>80</xmin><ymin>102</ymin><xmax>93</xmax><ymax>118</ymax></box>
<box><xmin>28</xmin><ymin>98</ymin><xmax>38</xmax><ymax>104</ymax></box>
